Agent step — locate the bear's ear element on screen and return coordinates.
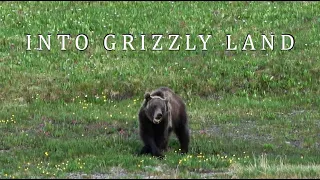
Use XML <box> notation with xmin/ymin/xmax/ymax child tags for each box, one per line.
<box><xmin>144</xmin><ymin>92</ymin><xmax>151</xmax><ymax>102</ymax></box>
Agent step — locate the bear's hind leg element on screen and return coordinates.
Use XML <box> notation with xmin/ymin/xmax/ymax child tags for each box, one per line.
<box><xmin>174</xmin><ymin>124</ymin><xmax>190</xmax><ymax>154</ymax></box>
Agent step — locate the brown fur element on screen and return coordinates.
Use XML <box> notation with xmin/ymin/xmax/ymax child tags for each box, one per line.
<box><xmin>138</xmin><ymin>87</ymin><xmax>190</xmax><ymax>158</ymax></box>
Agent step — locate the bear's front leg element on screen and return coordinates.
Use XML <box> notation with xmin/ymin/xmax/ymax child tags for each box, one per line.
<box><xmin>140</xmin><ymin>133</ymin><xmax>163</xmax><ymax>158</ymax></box>
<box><xmin>139</xmin><ymin>145</ymin><xmax>151</xmax><ymax>155</ymax></box>
<box><xmin>155</xmin><ymin>135</ymin><xmax>168</xmax><ymax>152</ymax></box>
<box><xmin>156</xmin><ymin>129</ymin><xmax>171</xmax><ymax>152</ymax></box>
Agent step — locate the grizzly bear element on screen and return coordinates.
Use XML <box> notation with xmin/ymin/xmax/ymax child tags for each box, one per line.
<box><xmin>138</xmin><ymin>87</ymin><xmax>190</xmax><ymax>158</ymax></box>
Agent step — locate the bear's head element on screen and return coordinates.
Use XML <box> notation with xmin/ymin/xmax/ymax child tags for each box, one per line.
<box><xmin>144</xmin><ymin>92</ymin><xmax>169</xmax><ymax>124</ymax></box>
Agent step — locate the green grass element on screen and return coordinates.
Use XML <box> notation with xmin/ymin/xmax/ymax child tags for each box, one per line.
<box><xmin>1</xmin><ymin>1</ymin><xmax>320</xmax><ymax>178</ymax></box>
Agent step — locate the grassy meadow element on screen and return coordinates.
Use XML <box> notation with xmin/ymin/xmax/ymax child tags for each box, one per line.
<box><xmin>1</xmin><ymin>1</ymin><xmax>320</xmax><ymax>178</ymax></box>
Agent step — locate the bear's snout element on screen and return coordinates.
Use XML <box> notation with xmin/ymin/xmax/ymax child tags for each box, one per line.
<box><xmin>155</xmin><ymin>113</ymin><xmax>162</xmax><ymax>120</ymax></box>
<box><xmin>152</xmin><ymin>109</ymin><xmax>163</xmax><ymax>124</ymax></box>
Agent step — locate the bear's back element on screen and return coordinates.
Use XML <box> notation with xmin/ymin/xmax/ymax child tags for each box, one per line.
<box><xmin>150</xmin><ymin>87</ymin><xmax>173</xmax><ymax>98</ymax></box>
